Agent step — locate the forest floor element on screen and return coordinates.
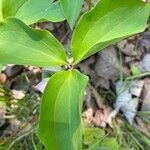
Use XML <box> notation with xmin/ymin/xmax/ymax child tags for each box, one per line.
<box><xmin>0</xmin><ymin>2</ymin><xmax>150</xmax><ymax>150</ymax></box>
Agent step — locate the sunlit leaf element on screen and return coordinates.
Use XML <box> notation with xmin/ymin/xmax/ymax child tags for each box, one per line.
<box><xmin>71</xmin><ymin>0</ymin><xmax>150</xmax><ymax>64</ymax></box>
<box><xmin>83</xmin><ymin>128</ymin><xmax>105</xmax><ymax>145</ymax></box>
<box><xmin>60</xmin><ymin>0</ymin><xmax>84</xmax><ymax>28</ymax></box>
<box><xmin>39</xmin><ymin>69</ymin><xmax>89</xmax><ymax>150</ymax></box>
<box><xmin>0</xmin><ymin>17</ymin><xmax>67</xmax><ymax>67</ymax></box>
<box><xmin>0</xmin><ymin>0</ymin><xmax>3</xmax><ymax>21</ymax></box>
<box><xmin>2</xmin><ymin>0</ymin><xmax>65</xmax><ymax>24</ymax></box>
<box><xmin>83</xmin><ymin>128</ymin><xmax>119</xmax><ymax>150</ymax></box>
<box><xmin>100</xmin><ymin>138</ymin><xmax>119</xmax><ymax>150</ymax></box>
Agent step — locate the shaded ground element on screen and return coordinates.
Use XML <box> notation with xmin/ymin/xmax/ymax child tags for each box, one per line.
<box><xmin>0</xmin><ymin>1</ymin><xmax>150</xmax><ymax>149</ymax></box>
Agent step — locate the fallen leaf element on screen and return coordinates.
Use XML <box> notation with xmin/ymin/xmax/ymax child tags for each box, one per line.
<box><xmin>35</xmin><ymin>78</ymin><xmax>49</xmax><ymax>93</ymax></box>
<box><xmin>141</xmin><ymin>78</ymin><xmax>150</xmax><ymax>111</ymax></box>
<box><xmin>12</xmin><ymin>90</ymin><xmax>25</xmax><ymax>99</ymax></box>
<box><xmin>109</xmin><ymin>80</ymin><xmax>143</xmax><ymax>124</ymax></box>
<box><xmin>94</xmin><ymin>46</ymin><xmax>119</xmax><ymax>81</ymax></box>
<box><xmin>139</xmin><ymin>54</ymin><xmax>150</xmax><ymax>72</ymax></box>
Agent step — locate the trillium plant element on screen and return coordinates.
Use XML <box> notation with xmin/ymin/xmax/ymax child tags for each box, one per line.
<box><xmin>0</xmin><ymin>0</ymin><xmax>149</xmax><ymax>149</ymax></box>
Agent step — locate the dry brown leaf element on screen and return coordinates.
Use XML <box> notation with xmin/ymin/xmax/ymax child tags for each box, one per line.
<box><xmin>83</xmin><ymin>107</ymin><xmax>112</xmax><ymax>128</ymax></box>
<box><xmin>141</xmin><ymin>78</ymin><xmax>150</xmax><ymax>111</ymax></box>
<box><xmin>0</xmin><ymin>73</ymin><xmax>7</xmax><ymax>83</ymax></box>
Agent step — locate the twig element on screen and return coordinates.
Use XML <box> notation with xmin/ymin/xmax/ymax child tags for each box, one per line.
<box><xmin>117</xmin><ymin>46</ymin><xmax>123</xmax><ymax>82</ymax></box>
<box><xmin>60</xmin><ymin>29</ymin><xmax>70</xmax><ymax>43</ymax></box>
<box><xmin>88</xmin><ymin>83</ymin><xmax>105</xmax><ymax>109</ymax></box>
<box><xmin>126</xmin><ymin>72</ymin><xmax>150</xmax><ymax>80</ymax></box>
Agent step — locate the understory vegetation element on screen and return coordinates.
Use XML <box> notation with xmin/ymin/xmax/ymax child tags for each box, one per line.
<box><xmin>0</xmin><ymin>0</ymin><xmax>150</xmax><ymax>150</ymax></box>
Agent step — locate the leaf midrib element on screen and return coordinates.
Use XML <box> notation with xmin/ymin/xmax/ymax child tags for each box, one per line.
<box><xmin>76</xmin><ymin>5</ymin><xmax>145</xmax><ymax>62</ymax></box>
<box><xmin>16</xmin><ymin>0</ymin><xmax>54</xmax><ymax>20</ymax></box>
<box><xmin>0</xmin><ymin>30</ymin><xmax>66</xmax><ymax>64</ymax></box>
<box><xmin>14</xmin><ymin>0</ymin><xmax>54</xmax><ymax>17</ymax></box>
<box><xmin>6</xmin><ymin>0</ymin><xmax>30</xmax><ymax>17</ymax></box>
<box><xmin>53</xmin><ymin>71</ymin><xmax>72</xmax><ymax>148</ymax></box>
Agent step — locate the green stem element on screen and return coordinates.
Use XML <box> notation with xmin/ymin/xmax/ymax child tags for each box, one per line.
<box><xmin>126</xmin><ymin>72</ymin><xmax>150</xmax><ymax>80</ymax></box>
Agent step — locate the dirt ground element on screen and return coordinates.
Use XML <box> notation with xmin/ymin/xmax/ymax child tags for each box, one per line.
<box><xmin>0</xmin><ymin>1</ymin><xmax>150</xmax><ymax>149</ymax></box>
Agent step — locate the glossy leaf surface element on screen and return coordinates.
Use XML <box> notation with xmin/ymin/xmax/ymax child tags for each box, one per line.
<box><xmin>1</xmin><ymin>0</ymin><xmax>65</xmax><ymax>24</ymax></box>
<box><xmin>60</xmin><ymin>0</ymin><xmax>84</xmax><ymax>28</ymax></box>
<box><xmin>39</xmin><ymin>69</ymin><xmax>88</xmax><ymax>150</ymax></box>
<box><xmin>0</xmin><ymin>0</ymin><xmax>2</xmax><ymax>21</ymax></box>
<box><xmin>0</xmin><ymin>17</ymin><xmax>67</xmax><ymax>67</ymax></box>
<box><xmin>71</xmin><ymin>0</ymin><xmax>150</xmax><ymax>64</ymax></box>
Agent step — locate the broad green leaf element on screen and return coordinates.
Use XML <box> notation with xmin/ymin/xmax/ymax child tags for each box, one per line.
<box><xmin>83</xmin><ymin>128</ymin><xmax>105</xmax><ymax>145</ymax></box>
<box><xmin>2</xmin><ymin>0</ymin><xmax>29</xmax><ymax>17</ymax></box>
<box><xmin>83</xmin><ymin>128</ymin><xmax>119</xmax><ymax>150</ymax></box>
<box><xmin>0</xmin><ymin>17</ymin><xmax>67</xmax><ymax>67</ymax></box>
<box><xmin>2</xmin><ymin>0</ymin><xmax>65</xmax><ymax>25</ymax></box>
<box><xmin>71</xmin><ymin>0</ymin><xmax>150</xmax><ymax>64</ymax></box>
<box><xmin>39</xmin><ymin>69</ymin><xmax>89</xmax><ymax>150</ymax></box>
<box><xmin>60</xmin><ymin>0</ymin><xmax>84</xmax><ymax>28</ymax></box>
<box><xmin>0</xmin><ymin>0</ymin><xmax>3</xmax><ymax>21</ymax></box>
<box><xmin>100</xmin><ymin>138</ymin><xmax>119</xmax><ymax>150</ymax></box>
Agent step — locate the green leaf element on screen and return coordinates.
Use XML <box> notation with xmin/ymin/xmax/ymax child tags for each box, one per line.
<box><xmin>60</xmin><ymin>0</ymin><xmax>84</xmax><ymax>28</ymax></box>
<box><xmin>83</xmin><ymin>128</ymin><xmax>119</xmax><ymax>150</ymax></box>
<box><xmin>0</xmin><ymin>17</ymin><xmax>67</xmax><ymax>67</ymax></box>
<box><xmin>0</xmin><ymin>0</ymin><xmax>3</xmax><ymax>21</ymax></box>
<box><xmin>100</xmin><ymin>138</ymin><xmax>119</xmax><ymax>150</ymax></box>
<box><xmin>38</xmin><ymin>69</ymin><xmax>89</xmax><ymax>150</ymax></box>
<box><xmin>83</xmin><ymin>128</ymin><xmax>105</xmax><ymax>145</ymax></box>
<box><xmin>131</xmin><ymin>66</ymin><xmax>141</xmax><ymax>75</ymax></box>
<box><xmin>71</xmin><ymin>0</ymin><xmax>150</xmax><ymax>64</ymax></box>
<box><xmin>2</xmin><ymin>0</ymin><xmax>65</xmax><ymax>24</ymax></box>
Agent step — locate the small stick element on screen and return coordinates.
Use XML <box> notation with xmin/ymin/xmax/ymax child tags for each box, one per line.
<box><xmin>88</xmin><ymin>83</ymin><xmax>105</xmax><ymax>109</ymax></box>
